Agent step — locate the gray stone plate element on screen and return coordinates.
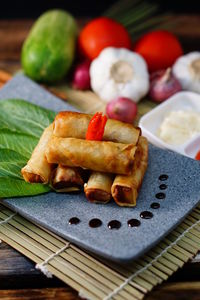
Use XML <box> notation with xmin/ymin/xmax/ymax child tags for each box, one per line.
<box><xmin>1</xmin><ymin>74</ymin><xmax>200</xmax><ymax>262</ymax></box>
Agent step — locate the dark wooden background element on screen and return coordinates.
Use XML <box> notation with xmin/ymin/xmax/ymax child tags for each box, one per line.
<box><xmin>0</xmin><ymin>0</ymin><xmax>200</xmax><ymax>18</ymax></box>
<box><xmin>0</xmin><ymin>16</ymin><xmax>200</xmax><ymax>299</ymax></box>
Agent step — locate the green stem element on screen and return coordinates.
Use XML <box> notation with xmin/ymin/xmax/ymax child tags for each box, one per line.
<box><xmin>128</xmin><ymin>15</ymin><xmax>172</xmax><ymax>34</ymax></box>
<box><xmin>117</xmin><ymin>2</ymin><xmax>156</xmax><ymax>24</ymax></box>
<box><xmin>104</xmin><ymin>0</ymin><xmax>141</xmax><ymax>18</ymax></box>
<box><xmin>121</xmin><ymin>5</ymin><xmax>158</xmax><ymax>27</ymax></box>
<box><xmin>103</xmin><ymin>0</ymin><xmax>178</xmax><ymax>42</ymax></box>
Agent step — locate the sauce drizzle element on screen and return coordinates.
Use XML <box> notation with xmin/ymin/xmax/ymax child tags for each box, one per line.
<box><xmin>108</xmin><ymin>220</ymin><xmax>121</xmax><ymax>229</ymax></box>
<box><xmin>69</xmin><ymin>217</ymin><xmax>80</xmax><ymax>225</ymax></box>
<box><xmin>127</xmin><ymin>219</ymin><xmax>141</xmax><ymax>227</ymax></box>
<box><xmin>89</xmin><ymin>218</ymin><xmax>102</xmax><ymax>228</ymax></box>
<box><xmin>159</xmin><ymin>184</ymin><xmax>167</xmax><ymax>190</ymax></box>
<box><xmin>156</xmin><ymin>192</ymin><xmax>166</xmax><ymax>199</ymax></box>
<box><xmin>140</xmin><ymin>211</ymin><xmax>153</xmax><ymax>219</ymax></box>
<box><xmin>159</xmin><ymin>174</ymin><xmax>168</xmax><ymax>181</ymax></box>
<box><xmin>151</xmin><ymin>202</ymin><xmax>160</xmax><ymax>209</ymax></box>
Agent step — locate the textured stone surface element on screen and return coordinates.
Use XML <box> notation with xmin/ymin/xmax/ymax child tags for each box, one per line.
<box><xmin>1</xmin><ymin>74</ymin><xmax>200</xmax><ymax>262</ymax></box>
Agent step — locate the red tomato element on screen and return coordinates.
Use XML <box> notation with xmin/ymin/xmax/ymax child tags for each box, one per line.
<box><xmin>134</xmin><ymin>30</ymin><xmax>183</xmax><ymax>72</ymax></box>
<box><xmin>78</xmin><ymin>17</ymin><xmax>131</xmax><ymax>60</ymax></box>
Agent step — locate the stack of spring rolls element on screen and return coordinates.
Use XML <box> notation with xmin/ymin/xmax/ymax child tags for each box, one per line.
<box><xmin>21</xmin><ymin>112</ymin><xmax>148</xmax><ymax>207</ymax></box>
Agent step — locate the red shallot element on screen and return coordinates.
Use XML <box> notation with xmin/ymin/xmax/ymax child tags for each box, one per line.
<box><xmin>72</xmin><ymin>60</ymin><xmax>91</xmax><ymax>90</ymax></box>
<box><xmin>149</xmin><ymin>68</ymin><xmax>182</xmax><ymax>102</ymax></box>
<box><xmin>106</xmin><ymin>97</ymin><xmax>137</xmax><ymax>124</ymax></box>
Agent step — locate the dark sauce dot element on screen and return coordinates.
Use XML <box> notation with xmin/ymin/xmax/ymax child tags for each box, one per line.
<box><xmin>159</xmin><ymin>174</ymin><xmax>168</xmax><ymax>181</ymax></box>
<box><xmin>127</xmin><ymin>219</ymin><xmax>141</xmax><ymax>227</ymax></box>
<box><xmin>69</xmin><ymin>217</ymin><xmax>80</xmax><ymax>225</ymax></box>
<box><xmin>159</xmin><ymin>184</ymin><xmax>167</xmax><ymax>190</ymax></box>
<box><xmin>156</xmin><ymin>192</ymin><xmax>166</xmax><ymax>199</ymax></box>
<box><xmin>151</xmin><ymin>202</ymin><xmax>160</xmax><ymax>209</ymax></box>
<box><xmin>140</xmin><ymin>211</ymin><xmax>153</xmax><ymax>219</ymax></box>
<box><xmin>89</xmin><ymin>218</ymin><xmax>102</xmax><ymax>228</ymax></box>
<box><xmin>108</xmin><ymin>220</ymin><xmax>121</xmax><ymax>230</ymax></box>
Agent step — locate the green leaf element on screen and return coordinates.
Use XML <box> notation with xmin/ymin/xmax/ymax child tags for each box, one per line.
<box><xmin>0</xmin><ymin>163</ymin><xmax>23</xmax><ymax>179</ymax></box>
<box><xmin>0</xmin><ymin>129</ymin><xmax>38</xmax><ymax>158</ymax></box>
<box><xmin>0</xmin><ymin>149</ymin><xmax>26</xmax><ymax>179</ymax></box>
<box><xmin>0</xmin><ymin>99</ymin><xmax>56</xmax><ymax>138</ymax></box>
<box><xmin>0</xmin><ymin>177</ymin><xmax>50</xmax><ymax>198</ymax></box>
<box><xmin>0</xmin><ymin>149</ymin><xmax>27</xmax><ymax>162</ymax></box>
<box><xmin>0</xmin><ymin>99</ymin><xmax>55</xmax><ymax>198</ymax></box>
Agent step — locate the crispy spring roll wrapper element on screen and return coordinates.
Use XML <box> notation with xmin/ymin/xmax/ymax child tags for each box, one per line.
<box><xmin>53</xmin><ymin>111</ymin><xmax>141</xmax><ymax>145</ymax></box>
<box><xmin>111</xmin><ymin>136</ymin><xmax>148</xmax><ymax>207</ymax></box>
<box><xmin>51</xmin><ymin>165</ymin><xmax>84</xmax><ymax>192</ymax></box>
<box><xmin>46</xmin><ymin>136</ymin><xmax>137</xmax><ymax>175</ymax></box>
<box><xmin>84</xmin><ymin>172</ymin><xmax>113</xmax><ymax>203</ymax></box>
<box><xmin>21</xmin><ymin>125</ymin><xmax>53</xmax><ymax>184</ymax></box>
<box><xmin>53</xmin><ymin>112</ymin><xmax>140</xmax><ymax>198</ymax></box>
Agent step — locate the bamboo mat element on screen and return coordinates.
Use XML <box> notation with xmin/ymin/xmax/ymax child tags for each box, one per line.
<box><xmin>0</xmin><ymin>203</ymin><xmax>200</xmax><ymax>300</ymax></box>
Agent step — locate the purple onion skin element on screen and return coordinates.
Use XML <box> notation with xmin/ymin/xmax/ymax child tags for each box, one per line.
<box><xmin>106</xmin><ymin>97</ymin><xmax>137</xmax><ymax>124</ymax></box>
<box><xmin>149</xmin><ymin>69</ymin><xmax>182</xmax><ymax>102</ymax></box>
<box><xmin>72</xmin><ymin>60</ymin><xmax>91</xmax><ymax>90</ymax></box>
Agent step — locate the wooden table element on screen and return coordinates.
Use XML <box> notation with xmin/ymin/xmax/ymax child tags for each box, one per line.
<box><xmin>0</xmin><ymin>18</ymin><xmax>200</xmax><ymax>299</ymax></box>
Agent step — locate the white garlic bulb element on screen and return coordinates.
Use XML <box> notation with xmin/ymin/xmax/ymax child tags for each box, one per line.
<box><xmin>90</xmin><ymin>47</ymin><xmax>149</xmax><ymax>103</ymax></box>
<box><xmin>173</xmin><ymin>52</ymin><xmax>200</xmax><ymax>93</ymax></box>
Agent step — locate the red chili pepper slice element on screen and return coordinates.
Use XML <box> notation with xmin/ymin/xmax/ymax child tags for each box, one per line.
<box><xmin>86</xmin><ymin>112</ymin><xmax>107</xmax><ymax>141</ymax></box>
<box><xmin>195</xmin><ymin>150</ymin><xmax>200</xmax><ymax>160</ymax></box>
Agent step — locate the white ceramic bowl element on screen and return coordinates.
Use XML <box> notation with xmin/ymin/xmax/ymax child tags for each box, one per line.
<box><xmin>139</xmin><ymin>91</ymin><xmax>200</xmax><ymax>158</ymax></box>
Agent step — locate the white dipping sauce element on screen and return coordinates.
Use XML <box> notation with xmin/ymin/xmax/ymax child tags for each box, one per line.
<box><xmin>158</xmin><ymin>110</ymin><xmax>200</xmax><ymax>145</ymax></box>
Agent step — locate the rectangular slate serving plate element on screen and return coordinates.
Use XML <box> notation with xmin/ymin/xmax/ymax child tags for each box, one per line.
<box><xmin>1</xmin><ymin>74</ymin><xmax>200</xmax><ymax>262</ymax></box>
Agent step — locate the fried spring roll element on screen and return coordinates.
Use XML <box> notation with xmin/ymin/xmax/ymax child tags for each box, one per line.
<box><xmin>53</xmin><ymin>111</ymin><xmax>141</xmax><ymax>145</ymax></box>
<box><xmin>111</xmin><ymin>137</ymin><xmax>148</xmax><ymax>207</ymax></box>
<box><xmin>51</xmin><ymin>165</ymin><xmax>84</xmax><ymax>192</ymax></box>
<box><xmin>53</xmin><ymin>112</ymin><xmax>140</xmax><ymax>201</ymax></box>
<box><xmin>21</xmin><ymin>125</ymin><xmax>53</xmax><ymax>184</ymax></box>
<box><xmin>46</xmin><ymin>136</ymin><xmax>137</xmax><ymax>175</ymax></box>
<box><xmin>84</xmin><ymin>172</ymin><xmax>113</xmax><ymax>203</ymax></box>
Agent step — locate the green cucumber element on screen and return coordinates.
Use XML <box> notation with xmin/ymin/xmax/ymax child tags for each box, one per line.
<box><xmin>21</xmin><ymin>10</ymin><xmax>77</xmax><ymax>83</ymax></box>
